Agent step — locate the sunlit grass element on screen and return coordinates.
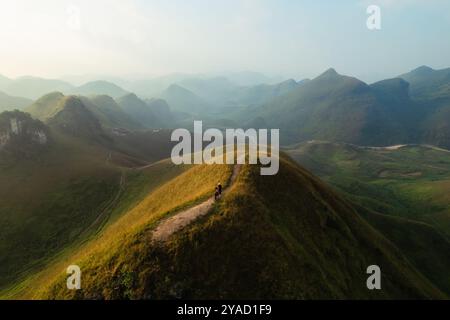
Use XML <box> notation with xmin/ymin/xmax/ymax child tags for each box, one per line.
<box><xmin>16</xmin><ymin>162</ymin><xmax>232</xmax><ymax>299</ymax></box>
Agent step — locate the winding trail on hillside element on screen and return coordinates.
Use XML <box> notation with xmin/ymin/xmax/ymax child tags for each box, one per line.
<box><xmin>82</xmin><ymin>171</ymin><xmax>126</xmax><ymax>236</ymax></box>
<box><xmin>152</xmin><ymin>164</ymin><xmax>242</xmax><ymax>242</ymax></box>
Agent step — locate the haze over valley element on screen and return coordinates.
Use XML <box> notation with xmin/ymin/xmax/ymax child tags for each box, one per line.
<box><xmin>1</xmin><ymin>0</ymin><xmax>450</xmax><ymax>301</ymax></box>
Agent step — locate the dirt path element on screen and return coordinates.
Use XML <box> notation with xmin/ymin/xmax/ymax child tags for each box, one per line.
<box><xmin>83</xmin><ymin>171</ymin><xmax>126</xmax><ymax>236</ymax></box>
<box><xmin>152</xmin><ymin>164</ymin><xmax>242</xmax><ymax>242</ymax></box>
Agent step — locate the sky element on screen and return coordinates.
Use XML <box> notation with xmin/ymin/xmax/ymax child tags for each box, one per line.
<box><xmin>0</xmin><ymin>0</ymin><xmax>449</xmax><ymax>83</ymax></box>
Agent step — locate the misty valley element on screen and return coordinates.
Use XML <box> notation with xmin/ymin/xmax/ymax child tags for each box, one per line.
<box><xmin>1</xmin><ymin>1</ymin><xmax>450</xmax><ymax>306</ymax></box>
<box><xmin>1</xmin><ymin>65</ymin><xmax>450</xmax><ymax>300</ymax></box>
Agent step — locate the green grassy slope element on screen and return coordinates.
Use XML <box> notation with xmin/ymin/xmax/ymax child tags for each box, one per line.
<box><xmin>26</xmin><ymin>92</ymin><xmax>143</xmax><ymax>132</ymax></box>
<box><xmin>25</xmin><ymin>92</ymin><xmax>66</xmax><ymax>122</ymax></box>
<box><xmin>287</xmin><ymin>142</ymin><xmax>450</xmax><ymax>236</ymax></box>
<box><xmin>11</xmin><ymin>163</ymin><xmax>232</xmax><ymax>299</ymax></box>
<box><xmin>46</xmin><ymin>96</ymin><xmax>110</xmax><ymax>143</ymax></box>
<box><xmin>32</xmin><ymin>156</ymin><xmax>445</xmax><ymax>299</ymax></box>
<box><xmin>0</xmin><ymin>127</ymin><xmax>121</xmax><ymax>290</ymax></box>
<box><xmin>25</xmin><ymin>92</ymin><xmax>176</xmax><ymax>163</ymax></box>
<box><xmin>358</xmin><ymin>208</ymin><xmax>450</xmax><ymax>295</ymax></box>
<box><xmin>0</xmin><ymin>157</ymin><xmax>190</xmax><ymax>298</ymax></box>
<box><xmin>0</xmin><ymin>101</ymin><xmax>178</xmax><ymax>295</ymax></box>
<box><xmin>287</xmin><ymin>141</ymin><xmax>450</xmax><ymax>295</ymax></box>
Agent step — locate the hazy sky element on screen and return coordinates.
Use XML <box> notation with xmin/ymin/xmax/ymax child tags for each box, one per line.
<box><xmin>1</xmin><ymin>0</ymin><xmax>449</xmax><ymax>82</ymax></box>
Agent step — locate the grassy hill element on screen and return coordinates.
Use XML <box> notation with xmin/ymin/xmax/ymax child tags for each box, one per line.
<box><xmin>287</xmin><ymin>141</ymin><xmax>450</xmax><ymax>295</ymax></box>
<box><xmin>27</xmin><ymin>92</ymin><xmax>144</xmax><ymax>132</ymax></box>
<box><xmin>2</xmin><ymin>154</ymin><xmax>444</xmax><ymax>299</ymax></box>
<box><xmin>3</xmin><ymin>67</ymin><xmax>450</xmax><ymax>300</ymax></box>
<box><xmin>0</xmin><ymin>104</ymin><xmax>180</xmax><ymax>295</ymax></box>
<box><xmin>25</xmin><ymin>92</ymin><xmax>66</xmax><ymax>122</ymax></box>
<box><xmin>358</xmin><ymin>208</ymin><xmax>450</xmax><ymax>295</ymax></box>
<box><xmin>241</xmin><ymin>69</ymin><xmax>410</xmax><ymax>146</ymax></box>
<box><xmin>286</xmin><ymin>142</ymin><xmax>450</xmax><ymax>235</ymax></box>
<box><xmin>25</xmin><ymin>92</ymin><xmax>176</xmax><ymax>164</ymax></box>
<box><xmin>80</xmin><ymin>95</ymin><xmax>142</xmax><ymax>131</ymax></box>
<box><xmin>3</xmin><ymin>162</ymin><xmax>232</xmax><ymax>299</ymax></box>
<box><xmin>46</xmin><ymin>96</ymin><xmax>110</xmax><ymax>143</ymax></box>
<box><xmin>0</xmin><ymin>116</ymin><xmax>120</xmax><ymax>290</ymax></box>
<box><xmin>116</xmin><ymin>93</ymin><xmax>161</xmax><ymax>128</ymax></box>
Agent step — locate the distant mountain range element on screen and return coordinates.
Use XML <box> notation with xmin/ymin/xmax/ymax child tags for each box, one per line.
<box><xmin>1</xmin><ymin>66</ymin><xmax>450</xmax><ymax>148</ymax></box>
<box><xmin>70</xmin><ymin>80</ymin><xmax>129</xmax><ymax>98</ymax></box>
<box><xmin>159</xmin><ymin>84</ymin><xmax>211</xmax><ymax>115</ymax></box>
<box><xmin>238</xmin><ymin>66</ymin><xmax>450</xmax><ymax>148</ymax></box>
<box><xmin>25</xmin><ymin>92</ymin><xmax>172</xmax><ymax>131</ymax></box>
<box><xmin>0</xmin><ymin>77</ymin><xmax>129</xmax><ymax>100</ymax></box>
<box><xmin>2</xmin><ymin>66</ymin><xmax>450</xmax><ymax>300</ymax></box>
<box><xmin>0</xmin><ymin>91</ymin><xmax>32</xmax><ymax>112</ymax></box>
<box><xmin>400</xmin><ymin>65</ymin><xmax>450</xmax><ymax>100</ymax></box>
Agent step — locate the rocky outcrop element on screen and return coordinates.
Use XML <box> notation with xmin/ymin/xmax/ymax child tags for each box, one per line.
<box><xmin>0</xmin><ymin>110</ymin><xmax>49</xmax><ymax>154</ymax></box>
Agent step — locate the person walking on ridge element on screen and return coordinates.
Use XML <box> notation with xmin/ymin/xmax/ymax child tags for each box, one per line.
<box><xmin>214</xmin><ymin>186</ymin><xmax>220</xmax><ymax>201</ymax></box>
